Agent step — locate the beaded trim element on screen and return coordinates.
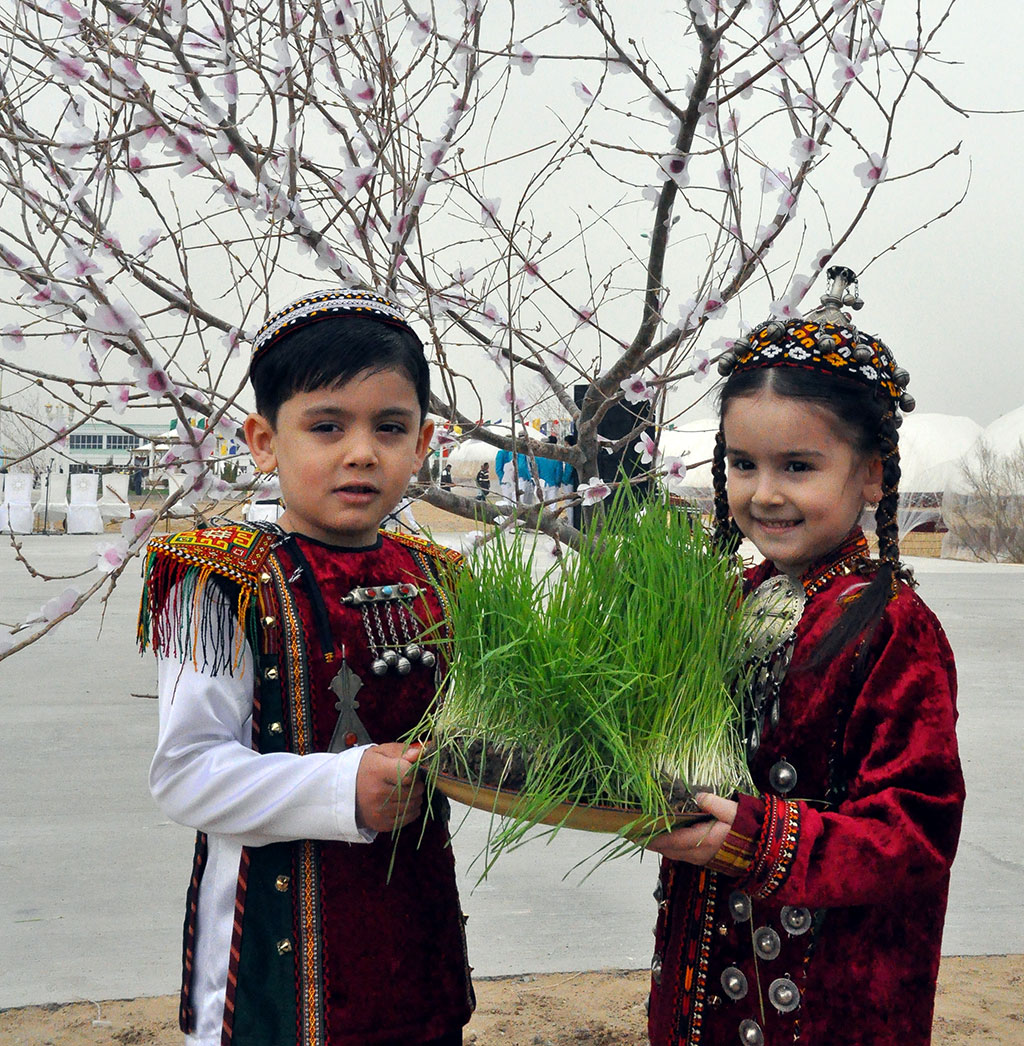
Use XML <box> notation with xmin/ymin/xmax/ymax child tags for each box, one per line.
<box><xmin>251</xmin><ymin>289</ymin><xmax>420</xmax><ymax>367</ymax></box>
<box><xmin>801</xmin><ymin>528</ymin><xmax>869</xmax><ymax>598</ymax></box>
<box><xmin>747</xmin><ymin>795</ymin><xmax>800</xmax><ymax>901</ymax></box>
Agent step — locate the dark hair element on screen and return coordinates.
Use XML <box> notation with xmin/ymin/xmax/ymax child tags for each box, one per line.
<box><xmin>712</xmin><ymin>366</ymin><xmax>906</xmax><ymax>664</ymax></box>
<box><xmin>249</xmin><ymin>316</ymin><xmax>430</xmax><ymax>427</ymax></box>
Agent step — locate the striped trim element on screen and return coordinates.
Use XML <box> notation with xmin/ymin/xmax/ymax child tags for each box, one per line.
<box><xmin>179</xmin><ymin>831</ymin><xmax>208</xmax><ymax>1033</ymax></box>
<box><xmin>270</xmin><ymin>556</ymin><xmax>326</xmax><ymax>1046</ymax></box>
<box><xmin>220</xmin><ymin>848</ymin><xmax>251</xmax><ymax>1046</ymax></box>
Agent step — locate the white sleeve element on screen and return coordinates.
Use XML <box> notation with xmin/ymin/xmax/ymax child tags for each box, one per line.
<box><xmin>149</xmin><ymin>627</ymin><xmax>374</xmax><ymax>848</ymax></box>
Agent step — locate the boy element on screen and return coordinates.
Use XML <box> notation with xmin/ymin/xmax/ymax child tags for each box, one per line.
<box><xmin>140</xmin><ymin>289</ymin><xmax>474</xmax><ymax>1046</ymax></box>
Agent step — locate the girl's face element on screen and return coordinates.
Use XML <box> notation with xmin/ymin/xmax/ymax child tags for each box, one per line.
<box><xmin>723</xmin><ymin>388</ymin><xmax>882</xmax><ymax>580</ymax></box>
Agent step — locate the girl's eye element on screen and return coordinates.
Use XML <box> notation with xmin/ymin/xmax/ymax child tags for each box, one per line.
<box><xmin>729</xmin><ymin>458</ymin><xmax>754</xmax><ymax>471</ymax></box>
<box><xmin>786</xmin><ymin>461</ymin><xmax>812</xmax><ymax>473</ymax></box>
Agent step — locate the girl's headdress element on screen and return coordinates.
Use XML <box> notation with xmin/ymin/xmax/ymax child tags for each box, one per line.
<box><xmin>716</xmin><ymin>266</ymin><xmax>915</xmax><ymax>418</ymax></box>
<box><xmin>250</xmin><ymin>288</ymin><xmax>423</xmax><ymax>371</ymax></box>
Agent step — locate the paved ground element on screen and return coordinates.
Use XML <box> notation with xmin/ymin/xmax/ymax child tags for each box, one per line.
<box><xmin>0</xmin><ymin>534</ymin><xmax>1021</xmax><ymax>1008</ymax></box>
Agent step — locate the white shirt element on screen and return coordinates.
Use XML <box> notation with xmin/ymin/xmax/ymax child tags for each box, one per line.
<box><xmin>150</xmin><ymin>628</ymin><xmax>372</xmax><ymax>1045</ymax></box>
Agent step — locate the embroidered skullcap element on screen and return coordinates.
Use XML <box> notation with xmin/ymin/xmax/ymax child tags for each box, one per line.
<box><xmin>717</xmin><ymin>266</ymin><xmax>914</xmax><ymax>413</ymax></box>
<box><xmin>250</xmin><ymin>288</ymin><xmax>423</xmax><ymax>371</ymax></box>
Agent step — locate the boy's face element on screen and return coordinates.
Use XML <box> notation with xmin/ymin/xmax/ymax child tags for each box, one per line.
<box><xmin>244</xmin><ymin>367</ymin><xmax>434</xmax><ymax>547</ymax></box>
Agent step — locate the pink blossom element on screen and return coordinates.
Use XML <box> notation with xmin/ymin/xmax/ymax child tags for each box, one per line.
<box><xmin>666</xmin><ymin>458</ymin><xmax>688</xmax><ymax>482</ymax></box>
<box><xmin>480</xmin><ymin>197</ymin><xmax>501</xmax><ymax>228</ymax></box>
<box><xmin>432</xmin><ymin>429</ymin><xmax>458</xmax><ymax>452</ymax></box>
<box><xmin>51</xmin><ymin>52</ymin><xmax>89</xmax><ymax>86</ymax></box>
<box><xmin>575</xmin><ymin>308</ymin><xmax>594</xmax><ymax>327</ymax></box>
<box><xmin>221</xmin><ymin>328</ymin><xmax>242</xmax><ymax>357</ymax></box>
<box><xmin>512</xmin><ymin>43</ymin><xmax>537</xmax><ymax>74</ymax></box>
<box><xmin>409</xmin><ymin>14</ymin><xmax>432</xmax><ymax>47</ymax></box>
<box><xmin>502</xmin><ymin>386</ymin><xmax>526</xmax><ymax>412</ymax></box>
<box><xmin>561</xmin><ymin>0</ymin><xmax>589</xmax><ymax>26</ymax></box>
<box><xmin>658</xmin><ymin>152</ymin><xmax>690</xmax><ymax>189</ymax></box>
<box><xmin>137</xmin><ymin>229</ymin><xmax>161</xmax><ymax>256</ymax></box>
<box><xmin>1</xmin><ymin>326</ymin><xmax>25</xmax><ymax>351</ymax></box>
<box><xmin>790</xmin><ymin>136</ymin><xmax>821</xmax><ymax>164</ymax></box>
<box><xmin>122</xmin><ymin>510</ymin><xmax>157</xmax><ymax>545</ymax></box>
<box><xmin>717</xmin><ymin>165</ymin><xmax>734</xmax><ymax>191</ymax></box>
<box><xmin>345</xmin><ymin>78</ymin><xmax>375</xmax><ymax>106</ymax></box>
<box><xmin>573</xmin><ymin>81</ymin><xmax>594</xmax><ymax>105</ymax></box>
<box><xmin>41</xmin><ymin>586</ymin><xmax>80</xmax><ymax>622</ymax></box>
<box><xmin>693</xmin><ymin>348</ymin><xmax>711</xmax><ymax>383</ymax></box>
<box><xmin>112</xmin><ymin>56</ymin><xmax>144</xmax><ymax>90</ymax></box>
<box><xmin>57</xmin><ymin>1</ymin><xmax>83</xmax><ymax>24</ymax></box>
<box><xmin>339</xmin><ymin>164</ymin><xmax>377</xmax><ymax>194</ymax></box>
<box><xmin>853</xmin><ymin>152</ymin><xmax>888</xmax><ymax>188</ymax></box>
<box><xmin>64</xmin><ymin>242</ymin><xmax>101</xmax><ymax>278</ymax></box>
<box><xmin>833</xmin><ymin>53</ymin><xmax>863</xmax><ymax>91</ymax></box>
<box><xmin>95</xmin><ymin>538</ymin><xmax>130</xmax><ymax>574</ymax></box>
<box><xmin>523</xmin><ymin>259</ymin><xmax>541</xmax><ymax>283</ymax></box>
<box><xmin>421</xmin><ymin>138</ymin><xmax>448</xmax><ymax>169</ymax></box>
<box><xmin>107</xmin><ymin>384</ymin><xmax>132</xmax><ymax>414</ymax></box>
<box><xmin>455</xmin><ymin>265</ymin><xmax>475</xmax><ymax>284</ymax></box>
<box><xmin>578</xmin><ymin>477</ymin><xmax>611</xmax><ymax>507</ymax></box>
<box><xmin>813</xmin><ymin>248</ymin><xmax>835</xmax><ymax>271</ymax></box>
<box><xmin>634</xmin><ymin>431</ymin><xmax>657</xmax><ymax>465</ymax></box>
<box><xmin>217</xmin><ymin>72</ymin><xmax>239</xmax><ymax>104</ymax></box>
<box><xmin>129</xmin><ymin>354</ymin><xmax>178</xmax><ymax>400</ymax></box>
<box><xmin>620</xmin><ymin>376</ymin><xmax>652</xmax><ymax>405</ymax></box>
<box><xmin>93</xmin><ymin>299</ymin><xmax>142</xmax><ymax>338</ymax></box>
<box><xmin>327</xmin><ymin>1</ymin><xmax>355</xmax><ymax>35</ymax></box>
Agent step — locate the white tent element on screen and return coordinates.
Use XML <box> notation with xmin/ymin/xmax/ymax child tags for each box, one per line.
<box><xmin>979</xmin><ymin>404</ymin><xmax>1024</xmax><ymax>458</ymax></box>
<box><xmin>896</xmin><ymin>412</ymin><xmax>984</xmax><ymax>493</ymax></box>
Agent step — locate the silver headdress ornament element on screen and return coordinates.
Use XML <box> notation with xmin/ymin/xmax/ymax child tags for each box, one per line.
<box><xmin>717</xmin><ymin>266</ymin><xmax>915</xmax><ymax>419</ymax></box>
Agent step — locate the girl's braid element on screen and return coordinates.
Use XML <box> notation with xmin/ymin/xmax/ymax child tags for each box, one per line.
<box><xmin>873</xmin><ymin>410</ymin><xmax>914</xmax><ymax>592</ymax></box>
<box><xmin>711</xmin><ymin>429</ymin><xmax>734</xmax><ymax>550</ymax></box>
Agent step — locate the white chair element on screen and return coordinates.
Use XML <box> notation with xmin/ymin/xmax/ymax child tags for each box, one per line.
<box><xmin>33</xmin><ymin>472</ymin><xmax>68</xmax><ymax>529</ymax></box>
<box><xmin>0</xmin><ymin>472</ymin><xmax>35</xmax><ymax>533</ymax></box>
<box><xmin>243</xmin><ymin>476</ymin><xmax>283</xmax><ymax>524</ymax></box>
<box><xmin>98</xmin><ymin>473</ymin><xmax>131</xmax><ymax>523</ymax></box>
<box><xmin>67</xmin><ymin>473</ymin><xmax>104</xmax><ymax>534</ymax></box>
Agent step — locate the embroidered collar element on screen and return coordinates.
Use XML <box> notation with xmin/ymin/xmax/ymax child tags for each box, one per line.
<box><xmin>746</xmin><ymin>527</ymin><xmax>870</xmax><ymax>599</ymax></box>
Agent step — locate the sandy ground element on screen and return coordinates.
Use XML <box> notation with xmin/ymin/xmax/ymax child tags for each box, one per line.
<box><xmin>1</xmin><ymin>957</ymin><xmax>1021</xmax><ymax>1046</ymax></box>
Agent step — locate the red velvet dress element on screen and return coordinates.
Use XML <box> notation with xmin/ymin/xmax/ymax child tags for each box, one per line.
<box><xmin>648</xmin><ymin>533</ymin><xmax>965</xmax><ymax>1045</ymax></box>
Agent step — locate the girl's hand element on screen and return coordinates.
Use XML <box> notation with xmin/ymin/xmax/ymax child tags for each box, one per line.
<box><xmin>645</xmin><ymin>793</ymin><xmax>738</xmax><ymax>865</ymax></box>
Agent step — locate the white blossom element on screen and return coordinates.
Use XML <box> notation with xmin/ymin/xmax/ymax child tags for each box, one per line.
<box><xmin>578</xmin><ymin>477</ymin><xmax>611</xmax><ymax>506</ymax></box>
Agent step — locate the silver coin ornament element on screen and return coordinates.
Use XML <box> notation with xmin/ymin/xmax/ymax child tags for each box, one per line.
<box><xmin>769</xmin><ymin>977</ymin><xmax>801</xmax><ymax>1013</ymax></box>
<box><xmin>420</xmin><ymin>649</ymin><xmax>437</xmax><ymax>668</ymax></box>
<box><xmin>738</xmin><ymin>1019</ymin><xmax>764</xmax><ymax>1045</ymax></box>
<box><xmin>721</xmin><ymin>966</ymin><xmax>748</xmax><ymax>1000</ymax></box>
<box><xmin>371</xmin><ymin>658</ymin><xmax>389</xmax><ymax>676</ymax></box>
<box><xmin>753</xmin><ymin>926</ymin><xmax>782</xmax><ymax>960</ymax></box>
<box><xmin>780</xmin><ymin>906</ymin><xmax>813</xmax><ymax>936</ymax></box>
<box><xmin>740</xmin><ymin>575</ymin><xmax>806</xmax><ymax>662</ymax></box>
<box><xmin>769</xmin><ymin>760</ymin><xmax>798</xmax><ymax>794</ymax></box>
<box><xmin>729</xmin><ymin>891</ymin><xmax>752</xmax><ymax>923</ymax></box>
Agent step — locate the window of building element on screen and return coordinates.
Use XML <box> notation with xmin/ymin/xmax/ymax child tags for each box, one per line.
<box><xmin>106</xmin><ymin>434</ymin><xmax>140</xmax><ymax>450</ymax></box>
<box><xmin>68</xmin><ymin>434</ymin><xmax>104</xmax><ymax>450</ymax></box>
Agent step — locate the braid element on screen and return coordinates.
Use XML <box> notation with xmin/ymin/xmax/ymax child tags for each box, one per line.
<box><xmin>874</xmin><ymin>410</ymin><xmax>909</xmax><ymax>590</ymax></box>
<box><xmin>711</xmin><ymin>429</ymin><xmax>742</xmax><ymax>554</ymax></box>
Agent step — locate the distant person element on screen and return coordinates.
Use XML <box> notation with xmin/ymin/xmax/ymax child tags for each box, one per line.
<box><xmin>536</xmin><ymin>435</ymin><xmax>564</xmax><ymax>504</ymax></box>
<box><xmin>141</xmin><ymin>289</ymin><xmax>473</xmax><ymax>1046</ymax></box>
<box><xmin>645</xmin><ymin>298</ymin><xmax>964</xmax><ymax>1046</ymax></box>
<box><xmin>475</xmin><ymin>462</ymin><xmax>490</xmax><ymax>501</ymax></box>
<box><xmin>441</xmin><ymin>462</ymin><xmax>453</xmax><ymax>492</ymax></box>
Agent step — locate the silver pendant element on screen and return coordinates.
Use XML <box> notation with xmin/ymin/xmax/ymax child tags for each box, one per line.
<box><xmin>327</xmin><ymin>652</ymin><xmax>370</xmax><ymax>752</ymax></box>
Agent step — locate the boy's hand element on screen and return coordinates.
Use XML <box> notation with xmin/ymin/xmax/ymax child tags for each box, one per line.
<box><xmin>355</xmin><ymin>742</ymin><xmax>427</xmax><ymax>833</ymax></box>
<box><xmin>644</xmin><ymin>793</ymin><xmax>737</xmax><ymax>865</ymax></box>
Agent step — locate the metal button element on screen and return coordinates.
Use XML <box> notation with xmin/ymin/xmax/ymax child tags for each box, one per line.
<box><xmin>729</xmin><ymin>890</ymin><xmax>752</xmax><ymax>923</ymax></box>
<box><xmin>260</xmin><ymin>572</ymin><xmax>272</xmax><ymax>584</ymax></box>
<box><xmin>769</xmin><ymin>760</ymin><xmax>797</xmax><ymax>793</ymax></box>
<box><xmin>708</xmin><ymin>994</ymin><xmax>722</xmax><ymax>1008</ymax></box>
<box><xmin>262</xmin><ymin>616</ymin><xmax>276</xmax><ymax>628</ymax></box>
<box><xmin>276</xmin><ymin>938</ymin><xmax>293</xmax><ymax>955</ymax></box>
<box><xmin>780</xmin><ymin>906</ymin><xmax>812</xmax><ymax>936</ymax></box>
<box><xmin>651</xmin><ymin>954</ymin><xmax>662</xmax><ymax>985</ymax></box>
<box><xmin>267</xmin><ymin>721</ymin><xmax>284</xmax><ymax>735</ymax></box>
<box><xmin>721</xmin><ymin>966</ymin><xmax>748</xmax><ymax>1000</ymax></box>
<box><xmin>753</xmin><ymin>926</ymin><xmax>781</xmax><ymax>960</ymax></box>
<box><xmin>769</xmin><ymin>977</ymin><xmax>800</xmax><ymax>1013</ymax></box>
<box><xmin>738</xmin><ymin>1019</ymin><xmax>764</xmax><ymax>1045</ymax></box>
<box><xmin>264</xmin><ymin>666</ymin><xmax>279</xmax><ymax>680</ymax></box>
<box><xmin>275</xmin><ymin>875</ymin><xmax>290</xmax><ymax>892</ymax></box>
<box><xmin>717</xmin><ymin>923</ymin><xmax>729</xmax><ymax>936</ymax></box>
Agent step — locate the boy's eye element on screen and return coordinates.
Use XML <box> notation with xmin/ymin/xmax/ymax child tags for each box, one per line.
<box><xmin>378</xmin><ymin>422</ymin><xmax>408</xmax><ymax>435</ymax></box>
<box><xmin>311</xmin><ymin>421</ymin><xmax>340</xmax><ymax>433</ymax></box>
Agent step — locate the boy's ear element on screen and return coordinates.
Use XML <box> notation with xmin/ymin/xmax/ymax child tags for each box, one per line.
<box><xmin>244</xmin><ymin>412</ymin><xmax>278</xmax><ymax>473</ymax></box>
<box><xmin>862</xmin><ymin>453</ymin><xmax>883</xmax><ymax>505</ymax></box>
<box><xmin>414</xmin><ymin>418</ymin><xmax>435</xmax><ymax>468</ymax></box>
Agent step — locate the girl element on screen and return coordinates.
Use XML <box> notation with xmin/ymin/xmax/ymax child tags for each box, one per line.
<box><xmin>646</xmin><ymin>270</ymin><xmax>965</xmax><ymax>1046</ymax></box>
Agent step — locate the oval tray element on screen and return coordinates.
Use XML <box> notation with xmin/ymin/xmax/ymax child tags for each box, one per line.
<box><xmin>433</xmin><ymin>772</ymin><xmax>705</xmax><ymax>837</ymax></box>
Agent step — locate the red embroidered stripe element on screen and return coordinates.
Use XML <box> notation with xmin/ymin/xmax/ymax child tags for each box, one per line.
<box><xmin>221</xmin><ymin>848</ymin><xmax>251</xmax><ymax>1046</ymax></box>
